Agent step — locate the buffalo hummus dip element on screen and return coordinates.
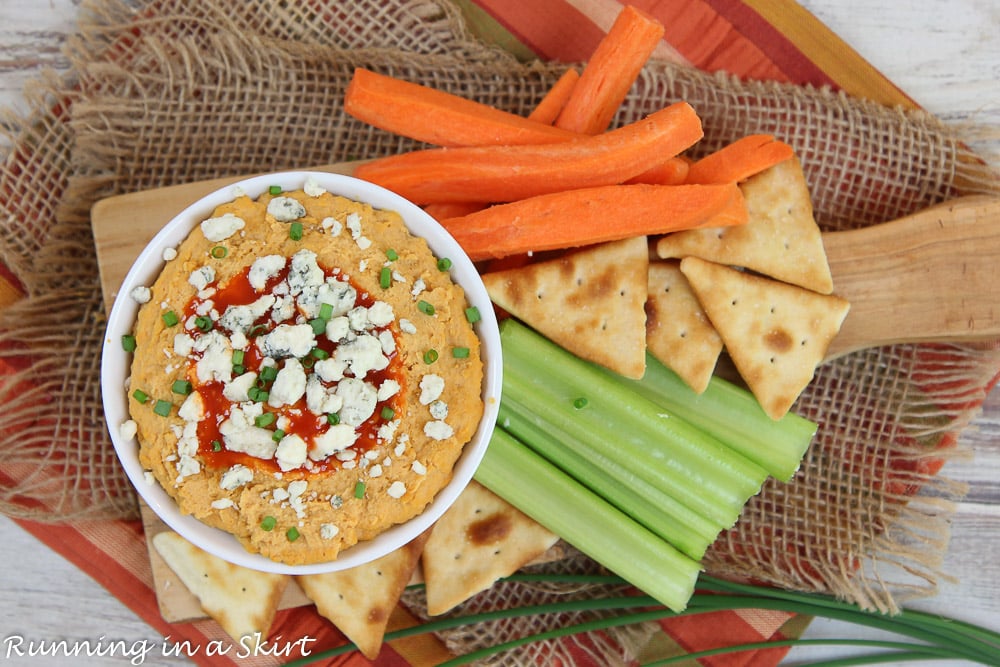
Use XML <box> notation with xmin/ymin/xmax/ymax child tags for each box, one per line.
<box><xmin>124</xmin><ymin>178</ymin><xmax>485</xmax><ymax>565</ymax></box>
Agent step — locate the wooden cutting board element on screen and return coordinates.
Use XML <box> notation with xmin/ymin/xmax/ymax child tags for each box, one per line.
<box><xmin>92</xmin><ymin>165</ymin><xmax>1000</xmax><ymax>621</ymax></box>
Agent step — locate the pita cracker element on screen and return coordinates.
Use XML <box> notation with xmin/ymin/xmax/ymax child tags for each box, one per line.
<box><xmin>422</xmin><ymin>481</ymin><xmax>559</xmax><ymax>616</ymax></box>
<box><xmin>297</xmin><ymin>531</ymin><xmax>430</xmax><ymax>659</ymax></box>
<box><xmin>680</xmin><ymin>256</ymin><xmax>849</xmax><ymax>420</ymax></box>
<box><xmin>152</xmin><ymin>531</ymin><xmax>290</xmax><ymax>645</ymax></box>
<box><xmin>645</xmin><ymin>261</ymin><xmax>723</xmax><ymax>394</ymax></box>
<box><xmin>656</xmin><ymin>157</ymin><xmax>834</xmax><ymax>294</ymax></box>
<box><xmin>482</xmin><ymin>236</ymin><xmax>649</xmax><ymax>379</ymax></box>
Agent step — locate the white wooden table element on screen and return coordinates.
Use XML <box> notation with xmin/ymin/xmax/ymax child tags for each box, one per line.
<box><xmin>0</xmin><ymin>1</ymin><xmax>997</xmax><ymax>665</ymax></box>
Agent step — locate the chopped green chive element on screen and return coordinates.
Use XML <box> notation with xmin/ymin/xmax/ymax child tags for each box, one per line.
<box><xmin>132</xmin><ymin>389</ymin><xmax>149</xmax><ymax>404</ymax></box>
<box><xmin>327</xmin><ymin>413</ymin><xmax>341</xmax><ymax>426</ymax></box>
<box><xmin>254</xmin><ymin>412</ymin><xmax>276</xmax><ymax>428</ymax></box>
<box><xmin>381</xmin><ymin>406</ymin><xmax>395</xmax><ymax>420</ymax></box>
<box><xmin>379</xmin><ymin>266</ymin><xmax>392</xmax><ymax>289</ymax></box>
<box><xmin>162</xmin><ymin>310</ymin><xmax>179</xmax><ymax>327</ymax></box>
<box><xmin>194</xmin><ymin>315</ymin><xmax>213</xmax><ymax>332</ymax></box>
<box><xmin>171</xmin><ymin>380</ymin><xmax>193</xmax><ymax>395</ymax></box>
<box><xmin>248</xmin><ymin>323</ymin><xmax>269</xmax><ymax>337</ymax></box>
<box><xmin>210</xmin><ymin>245</ymin><xmax>228</xmax><ymax>259</ymax></box>
<box><xmin>259</xmin><ymin>366</ymin><xmax>278</xmax><ymax>382</ymax></box>
<box><xmin>436</xmin><ymin>257</ymin><xmax>452</xmax><ymax>271</ymax></box>
<box><xmin>385</xmin><ymin>248</ymin><xmax>399</xmax><ymax>261</ymax></box>
<box><xmin>153</xmin><ymin>400</ymin><xmax>172</xmax><ymax>417</ymax></box>
<box><xmin>417</xmin><ymin>300</ymin><xmax>435</xmax><ymax>316</ymax></box>
<box><xmin>452</xmin><ymin>346</ymin><xmax>470</xmax><ymax>359</ymax></box>
<box><xmin>211</xmin><ymin>440</ymin><xmax>222</xmax><ymax>452</ymax></box>
<box><xmin>286</xmin><ymin>526</ymin><xmax>300</xmax><ymax>542</ymax></box>
<box><xmin>272</xmin><ymin>429</ymin><xmax>285</xmax><ymax>442</ymax></box>
<box><xmin>260</xmin><ymin>515</ymin><xmax>277</xmax><ymax>531</ymax></box>
<box><xmin>247</xmin><ymin>386</ymin><xmax>269</xmax><ymax>402</ymax></box>
<box><xmin>319</xmin><ymin>303</ymin><xmax>334</xmax><ymax>320</ymax></box>
<box><xmin>423</xmin><ymin>349</ymin><xmax>439</xmax><ymax>364</ymax></box>
<box><xmin>573</xmin><ymin>397</ymin><xmax>589</xmax><ymax>409</ymax></box>
<box><xmin>309</xmin><ymin>317</ymin><xmax>327</xmax><ymax>335</ymax></box>
<box><xmin>311</xmin><ymin>347</ymin><xmax>329</xmax><ymax>360</ymax></box>
<box><xmin>268</xmin><ymin>185</ymin><xmax>283</xmax><ymax>195</ymax></box>
<box><xmin>354</xmin><ymin>480</ymin><xmax>366</xmax><ymax>498</ymax></box>
<box><xmin>289</xmin><ymin>221</ymin><xmax>303</xmax><ymax>240</ymax></box>
<box><xmin>121</xmin><ymin>334</ymin><xmax>137</xmax><ymax>352</ymax></box>
<box><xmin>232</xmin><ymin>350</ymin><xmax>245</xmax><ymax>374</ymax></box>
<box><xmin>465</xmin><ymin>306</ymin><xmax>481</xmax><ymax>323</ymax></box>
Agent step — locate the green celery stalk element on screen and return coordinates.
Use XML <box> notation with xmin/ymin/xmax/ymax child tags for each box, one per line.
<box><xmin>499</xmin><ymin>399</ymin><xmax>721</xmax><ymax>560</ymax></box>
<box><xmin>613</xmin><ymin>353</ymin><xmax>817</xmax><ymax>482</ymax></box>
<box><xmin>475</xmin><ymin>427</ymin><xmax>701</xmax><ymax>612</ymax></box>
<box><xmin>503</xmin><ymin>367</ymin><xmax>749</xmax><ymax>527</ymax></box>
<box><xmin>501</xmin><ymin>319</ymin><xmax>768</xmax><ymax>527</ymax></box>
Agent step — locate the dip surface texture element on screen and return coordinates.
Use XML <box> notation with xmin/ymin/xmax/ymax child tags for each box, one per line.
<box><xmin>128</xmin><ymin>183</ymin><xmax>484</xmax><ymax>565</ymax></box>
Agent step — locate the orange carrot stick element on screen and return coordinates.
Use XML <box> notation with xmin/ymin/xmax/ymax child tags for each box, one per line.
<box><xmin>555</xmin><ymin>5</ymin><xmax>665</xmax><ymax>135</ymax></box>
<box><xmin>528</xmin><ymin>67</ymin><xmax>580</xmax><ymax>125</ymax></box>
<box><xmin>684</xmin><ymin>134</ymin><xmax>795</xmax><ymax>184</ymax></box>
<box><xmin>627</xmin><ymin>156</ymin><xmax>691</xmax><ymax>185</ymax></box>
<box><xmin>440</xmin><ymin>182</ymin><xmax>746</xmax><ymax>261</ymax></box>
<box><xmin>353</xmin><ymin>101</ymin><xmax>704</xmax><ymax>205</ymax></box>
<box><xmin>343</xmin><ymin>68</ymin><xmax>578</xmax><ymax>147</ymax></box>
<box><xmin>423</xmin><ymin>202</ymin><xmax>487</xmax><ymax>221</ymax></box>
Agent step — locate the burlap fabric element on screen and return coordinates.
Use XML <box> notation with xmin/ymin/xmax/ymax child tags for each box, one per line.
<box><xmin>2</xmin><ymin>0</ymin><xmax>999</xmax><ymax>624</ymax></box>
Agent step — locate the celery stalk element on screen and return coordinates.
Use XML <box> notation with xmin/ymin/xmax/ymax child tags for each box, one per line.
<box><xmin>502</xmin><ymin>366</ymin><xmax>750</xmax><ymax>527</ymax></box>
<box><xmin>500</xmin><ymin>319</ymin><xmax>768</xmax><ymax>527</ymax></box>
<box><xmin>610</xmin><ymin>354</ymin><xmax>817</xmax><ymax>481</ymax></box>
<box><xmin>475</xmin><ymin>427</ymin><xmax>701</xmax><ymax>612</ymax></box>
<box><xmin>499</xmin><ymin>399</ymin><xmax>721</xmax><ymax>560</ymax></box>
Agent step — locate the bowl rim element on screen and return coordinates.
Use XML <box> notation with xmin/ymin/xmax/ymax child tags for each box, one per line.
<box><xmin>100</xmin><ymin>169</ymin><xmax>502</xmax><ymax>574</ymax></box>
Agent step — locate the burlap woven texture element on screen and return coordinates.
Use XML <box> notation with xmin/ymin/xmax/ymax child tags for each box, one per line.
<box><xmin>2</xmin><ymin>0</ymin><xmax>999</xmax><ymax>617</ymax></box>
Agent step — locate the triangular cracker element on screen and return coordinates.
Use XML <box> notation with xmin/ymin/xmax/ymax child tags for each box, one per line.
<box><xmin>482</xmin><ymin>236</ymin><xmax>649</xmax><ymax>378</ymax></box>
<box><xmin>656</xmin><ymin>157</ymin><xmax>834</xmax><ymax>294</ymax></box>
<box><xmin>680</xmin><ymin>256</ymin><xmax>849</xmax><ymax>420</ymax></box>
<box><xmin>422</xmin><ymin>481</ymin><xmax>559</xmax><ymax>616</ymax></box>
<box><xmin>297</xmin><ymin>531</ymin><xmax>430</xmax><ymax>659</ymax></box>
<box><xmin>646</xmin><ymin>261</ymin><xmax>723</xmax><ymax>393</ymax></box>
<box><xmin>152</xmin><ymin>531</ymin><xmax>290</xmax><ymax>645</ymax></box>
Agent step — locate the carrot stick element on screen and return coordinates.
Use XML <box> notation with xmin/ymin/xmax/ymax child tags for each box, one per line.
<box><xmin>684</xmin><ymin>134</ymin><xmax>795</xmax><ymax>184</ymax></box>
<box><xmin>439</xmin><ymin>183</ymin><xmax>747</xmax><ymax>261</ymax></box>
<box><xmin>423</xmin><ymin>202</ymin><xmax>487</xmax><ymax>221</ymax></box>
<box><xmin>343</xmin><ymin>68</ymin><xmax>578</xmax><ymax>147</ymax></box>
<box><xmin>528</xmin><ymin>67</ymin><xmax>580</xmax><ymax>125</ymax></box>
<box><xmin>353</xmin><ymin>101</ymin><xmax>704</xmax><ymax>204</ymax></box>
<box><xmin>555</xmin><ymin>5</ymin><xmax>665</xmax><ymax>135</ymax></box>
<box><xmin>627</xmin><ymin>156</ymin><xmax>691</xmax><ymax>185</ymax></box>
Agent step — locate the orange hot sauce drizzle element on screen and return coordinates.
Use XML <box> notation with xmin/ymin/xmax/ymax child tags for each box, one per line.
<box><xmin>182</xmin><ymin>262</ymin><xmax>405</xmax><ymax>478</ymax></box>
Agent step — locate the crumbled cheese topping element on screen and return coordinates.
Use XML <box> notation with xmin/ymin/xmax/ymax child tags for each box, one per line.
<box><xmin>130</xmin><ymin>286</ymin><xmax>151</xmax><ymax>304</ymax></box>
<box><xmin>303</xmin><ymin>177</ymin><xmax>327</xmax><ymax>198</ymax></box>
<box><xmin>267</xmin><ymin>196</ymin><xmax>307</xmax><ymax>222</ymax></box>
<box><xmin>201</xmin><ymin>213</ymin><xmax>246</xmax><ymax>242</ymax></box>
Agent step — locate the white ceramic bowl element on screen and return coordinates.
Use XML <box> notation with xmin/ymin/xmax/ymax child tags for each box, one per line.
<box><xmin>101</xmin><ymin>170</ymin><xmax>502</xmax><ymax>574</ymax></box>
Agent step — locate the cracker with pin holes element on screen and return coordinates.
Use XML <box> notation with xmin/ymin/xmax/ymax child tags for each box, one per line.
<box><xmin>645</xmin><ymin>260</ymin><xmax>723</xmax><ymax>393</ymax></box>
<box><xmin>483</xmin><ymin>236</ymin><xmax>649</xmax><ymax>379</ymax></box>
<box><xmin>152</xmin><ymin>531</ymin><xmax>290</xmax><ymax>646</ymax></box>
<box><xmin>421</xmin><ymin>481</ymin><xmax>559</xmax><ymax>616</ymax></box>
<box><xmin>297</xmin><ymin>530</ymin><xmax>430</xmax><ymax>659</ymax></box>
<box><xmin>680</xmin><ymin>256</ymin><xmax>849</xmax><ymax>420</ymax></box>
<box><xmin>657</xmin><ymin>157</ymin><xmax>834</xmax><ymax>294</ymax></box>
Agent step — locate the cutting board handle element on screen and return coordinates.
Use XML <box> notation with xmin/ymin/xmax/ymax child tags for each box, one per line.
<box><xmin>824</xmin><ymin>195</ymin><xmax>1000</xmax><ymax>359</ymax></box>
